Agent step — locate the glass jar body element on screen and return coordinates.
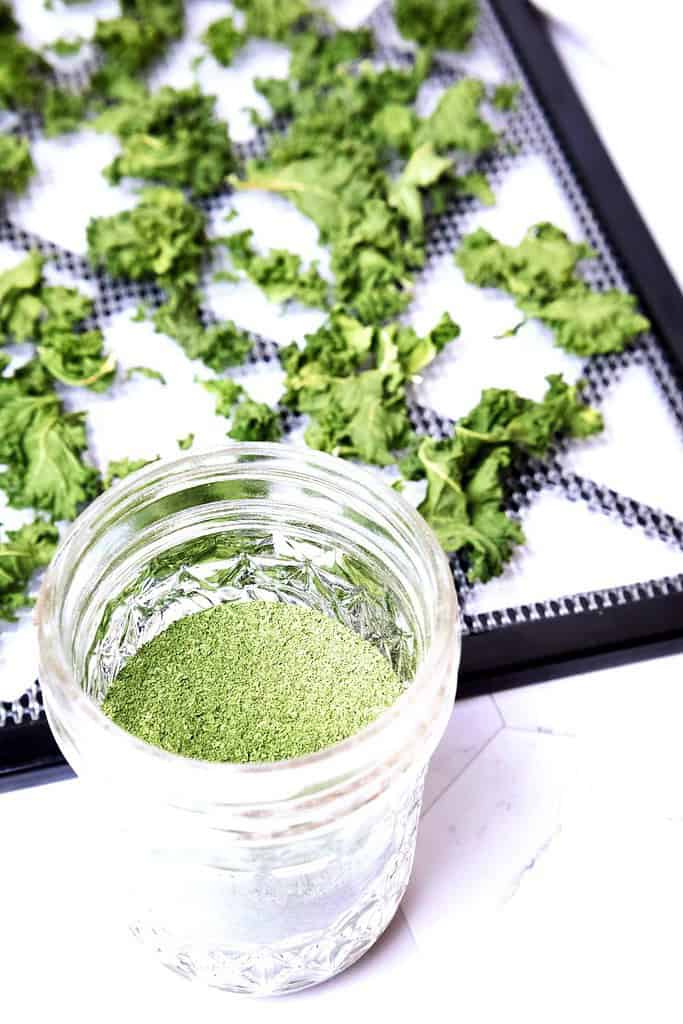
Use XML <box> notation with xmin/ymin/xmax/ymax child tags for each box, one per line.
<box><xmin>103</xmin><ymin>764</ymin><xmax>425</xmax><ymax>993</ymax></box>
<box><xmin>38</xmin><ymin>445</ymin><xmax>460</xmax><ymax>995</ymax></box>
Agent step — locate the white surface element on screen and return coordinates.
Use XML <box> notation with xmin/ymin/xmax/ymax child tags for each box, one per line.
<box><xmin>3</xmin><ymin>4</ymin><xmax>683</xmax><ymax>1021</ymax></box>
<box><xmin>539</xmin><ymin>5</ymin><xmax>683</xmax><ymax>293</ymax></box>
<box><xmin>4</xmin><ymin>653</ymin><xmax>683</xmax><ymax>1021</ymax></box>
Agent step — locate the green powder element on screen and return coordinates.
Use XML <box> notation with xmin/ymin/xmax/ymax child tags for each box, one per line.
<box><xmin>101</xmin><ymin>600</ymin><xmax>404</xmax><ymax>762</ymax></box>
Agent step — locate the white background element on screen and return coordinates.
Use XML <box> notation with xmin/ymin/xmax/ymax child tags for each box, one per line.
<box><xmin>2</xmin><ymin>3</ymin><xmax>683</xmax><ymax>1022</ymax></box>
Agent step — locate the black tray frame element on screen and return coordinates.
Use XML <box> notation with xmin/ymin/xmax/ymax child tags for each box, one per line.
<box><xmin>3</xmin><ymin>0</ymin><xmax>683</xmax><ymax>787</ymax></box>
<box><xmin>460</xmin><ymin>0</ymin><xmax>683</xmax><ymax>694</ymax></box>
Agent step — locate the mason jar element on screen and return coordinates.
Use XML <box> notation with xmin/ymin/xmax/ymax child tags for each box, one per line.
<box><xmin>37</xmin><ymin>444</ymin><xmax>460</xmax><ymax>995</ymax></box>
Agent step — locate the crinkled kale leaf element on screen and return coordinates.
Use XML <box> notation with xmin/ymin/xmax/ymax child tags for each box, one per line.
<box><xmin>221</xmin><ymin>228</ymin><xmax>330</xmax><ymax>308</ymax></box>
<box><xmin>395</xmin><ymin>0</ymin><xmax>479</xmax><ymax>51</ymax></box>
<box><xmin>401</xmin><ymin>375</ymin><xmax>603</xmax><ymax>580</ymax></box>
<box><xmin>104</xmin><ymin>456</ymin><xmax>160</xmax><ymax>488</ymax></box>
<box><xmin>202</xmin><ymin>377</ymin><xmax>244</xmax><ymax>415</ymax></box>
<box><xmin>228</xmin><ymin>399</ymin><xmax>283</xmax><ymax>442</ymax></box>
<box><xmin>92</xmin><ymin>0</ymin><xmax>184</xmax><ymax>95</ymax></box>
<box><xmin>0</xmin><ymin>520</ymin><xmax>59</xmax><ymax>622</ymax></box>
<box><xmin>456</xmin><ymin>222</ymin><xmax>650</xmax><ymax>353</ymax></box>
<box><xmin>0</xmin><ymin>133</ymin><xmax>35</xmax><ymax>195</ymax></box>
<box><xmin>0</xmin><ymin>252</ymin><xmax>115</xmax><ymax>390</ymax></box>
<box><xmin>87</xmin><ymin>187</ymin><xmax>206</xmax><ymax>285</ymax></box>
<box><xmin>0</xmin><ymin>359</ymin><xmax>101</xmax><ymax>521</ymax></box>
<box><xmin>202</xmin><ymin>16</ymin><xmax>245</xmax><ymax>65</ymax></box>
<box><xmin>280</xmin><ymin>309</ymin><xmax>459</xmax><ymax>464</ymax></box>
<box><xmin>94</xmin><ymin>85</ymin><xmax>235</xmax><ymax>196</ymax></box>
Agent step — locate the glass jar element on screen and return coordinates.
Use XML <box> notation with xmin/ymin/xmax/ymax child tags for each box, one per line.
<box><xmin>37</xmin><ymin>444</ymin><xmax>460</xmax><ymax>995</ymax></box>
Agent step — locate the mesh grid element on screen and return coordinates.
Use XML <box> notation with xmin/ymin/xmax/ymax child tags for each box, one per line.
<box><xmin>2</xmin><ymin>0</ymin><xmax>683</xmax><ymax>725</ymax></box>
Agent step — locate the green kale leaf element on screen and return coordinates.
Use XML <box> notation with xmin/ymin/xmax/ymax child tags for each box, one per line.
<box><xmin>395</xmin><ymin>0</ymin><xmax>478</xmax><ymax>51</ymax></box>
<box><xmin>416</xmin><ymin>78</ymin><xmax>497</xmax><ymax>154</ymax></box>
<box><xmin>0</xmin><ymin>360</ymin><xmax>101</xmax><ymax>520</ymax></box>
<box><xmin>47</xmin><ymin>36</ymin><xmax>84</xmax><ymax>56</ymax></box>
<box><xmin>221</xmin><ymin>228</ymin><xmax>330</xmax><ymax>307</ymax></box>
<box><xmin>0</xmin><ymin>133</ymin><xmax>35</xmax><ymax>195</ymax></box>
<box><xmin>0</xmin><ymin>251</ymin><xmax>45</xmax><ymax>343</ymax></box>
<box><xmin>522</xmin><ymin>285</ymin><xmax>651</xmax><ymax>356</ymax></box>
<box><xmin>303</xmin><ymin>368</ymin><xmax>412</xmax><ymax>464</ymax></box>
<box><xmin>456</xmin><ymin>222</ymin><xmax>593</xmax><ymax>301</ymax></box>
<box><xmin>404</xmin><ymin>375</ymin><xmax>603</xmax><ymax>580</ymax></box>
<box><xmin>202</xmin><ymin>377</ymin><xmax>244</xmax><ymax>415</ymax></box>
<box><xmin>87</xmin><ymin>188</ymin><xmax>206</xmax><ymax>287</ymax></box>
<box><xmin>177</xmin><ymin>432</ymin><xmax>194</xmax><ymax>450</ymax></box>
<box><xmin>0</xmin><ymin>253</ymin><xmax>114</xmax><ymax>389</ymax></box>
<box><xmin>288</xmin><ymin>27</ymin><xmax>374</xmax><ymax>88</ymax></box>
<box><xmin>0</xmin><ymin>32</ymin><xmax>51</xmax><ymax>110</ymax></box>
<box><xmin>93</xmin><ymin>0</ymin><xmax>184</xmax><ymax>94</ymax></box>
<box><xmin>377</xmin><ymin>311</ymin><xmax>460</xmax><ymax>377</ymax></box>
<box><xmin>104</xmin><ymin>455</ymin><xmax>159</xmax><ymax>488</ymax></box>
<box><xmin>125</xmin><ymin>365</ymin><xmax>166</xmax><ymax>385</ymax></box>
<box><xmin>202</xmin><ymin>16</ymin><xmax>245</xmax><ymax>65</ymax></box>
<box><xmin>454</xmin><ymin>170</ymin><xmax>495</xmax><ymax>206</ymax></box>
<box><xmin>0</xmin><ymin>519</ymin><xmax>59</xmax><ymax>622</ymax></box>
<box><xmin>456</xmin><ymin>222</ymin><xmax>650</xmax><ymax>354</ymax></box>
<box><xmin>42</xmin><ymin>86</ymin><xmax>87</xmax><ymax>136</ymax></box>
<box><xmin>233</xmin><ymin>0</ymin><xmax>319</xmax><ymax>42</ymax></box>
<box><xmin>492</xmin><ymin>82</ymin><xmax>520</xmax><ymax>111</ymax></box>
<box><xmin>282</xmin><ymin>311</ymin><xmax>457</xmax><ymax>464</ymax></box>
<box><xmin>228</xmin><ymin>399</ymin><xmax>283</xmax><ymax>442</ymax></box>
<box><xmin>153</xmin><ymin>290</ymin><xmax>253</xmax><ymax>371</ymax></box>
<box><xmin>94</xmin><ymin>85</ymin><xmax>235</xmax><ymax>196</ymax></box>
<box><xmin>242</xmin><ymin>49</ymin><xmax>450</xmax><ymax>323</ymax></box>
<box><xmin>279</xmin><ymin>309</ymin><xmax>374</xmax><ymax>405</ymax></box>
<box><xmin>387</xmin><ymin>143</ymin><xmax>452</xmax><ymax>238</ymax></box>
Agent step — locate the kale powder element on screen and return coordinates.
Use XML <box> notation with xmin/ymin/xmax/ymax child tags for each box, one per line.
<box><xmin>101</xmin><ymin>600</ymin><xmax>404</xmax><ymax>762</ymax></box>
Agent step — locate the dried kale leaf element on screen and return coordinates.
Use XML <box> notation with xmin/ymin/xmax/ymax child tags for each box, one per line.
<box><xmin>0</xmin><ymin>32</ymin><xmax>51</xmax><ymax>110</ymax></box>
<box><xmin>0</xmin><ymin>360</ymin><xmax>101</xmax><ymax>520</ymax></box>
<box><xmin>416</xmin><ymin>78</ymin><xmax>497</xmax><ymax>154</ymax></box>
<box><xmin>0</xmin><ymin>520</ymin><xmax>59</xmax><ymax>622</ymax></box>
<box><xmin>94</xmin><ymin>85</ymin><xmax>235</xmax><ymax>196</ymax></box>
<box><xmin>0</xmin><ymin>252</ymin><xmax>114</xmax><ymax>390</ymax></box>
<box><xmin>202</xmin><ymin>16</ymin><xmax>245</xmax><ymax>65</ymax></box>
<box><xmin>125</xmin><ymin>365</ymin><xmax>166</xmax><ymax>385</ymax></box>
<box><xmin>492</xmin><ymin>82</ymin><xmax>520</xmax><ymax>111</ymax></box>
<box><xmin>233</xmin><ymin>0</ymin><xmax>320</xmax><ymax>42</ymax></box>
<box><xmin>395</xmin><ymin>0</ymin><xmax>478</xmax><ymax>51</ymax></box>
<box><xmin>93</xmin><ymin>0</ymin><xmax>184</xmax><ymax>93</ymax></box>
<box><xmin>403</xmin><ymin>375</ymin><xmax>603</xmax><ymax>580</ymax></box>
<box><xmin>521</xmin><ymin>285</ymin><xmax>651</xmax><ymax>356</ymax></box>
<box><xmin>221</xmin><ymin>228</ymin><xmax>330</xmax><ymax>308</ymax></box>
<box><xmin>456</xmin><ymin>222</ymin><xmax>650</xmax><ymax>353</ymax></box>
<box><xmin>456</xmin><ymin>222</ymin><xmax>593</xmax><ymax>301</ymax></box>
<box><xmin>47</xmin><ymin>36</ymin><xmax>84</xmax><ymax>56</ymax></box>
<box><xmin>87</xmin><ymin>188</ymin><xmax>206</xmax><ymax>287</ymax></box>
<box><xmin>42</xmin><ymin>87</ymin><xmax>87</xmax><ymax>136</ymax></box>
<box><xmin>104</xmin><ymin>456</ymin><xmax>160</xmax><ymax>488</ymax></box>
<box><xmin>244</xmin><ymin>42</ymin><xmax>502</xmax><ymax>324</ymax></box>
<box><xmin>0</xmin><ymin>133</ymin><xmax>35</xmax><ymax>195</ymax></box>
<box><xmin>202</xmin><ymin>377</ymin><xmax>244</xmax><ymax>416</ymax></box>
<box><xmin>228</xmin><ymin>400</ymin><xmax>283</xmax><ymax>442</ymax></box>
<box><xmin>281</xmin><ymin>311</ymin><xmax>458</xmax><ymax>464</ymax></box>
<box><xmin>387</xmin><ymin>143</ymin><xmax>452</xmax><ymax>239</ymax></box>
<box><xmin>153</xmin><ymin>289</ymin><xmax>253</xmax><ymax>371</ymax></box>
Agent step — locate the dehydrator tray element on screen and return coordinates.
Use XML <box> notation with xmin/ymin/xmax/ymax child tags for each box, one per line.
<box><xmin>2</xmin><ymin>0</ymin><xmax>683</xmax><ymax>784</ymax></box>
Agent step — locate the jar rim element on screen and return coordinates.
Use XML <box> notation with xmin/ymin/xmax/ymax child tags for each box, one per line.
<box><xmin>37</xmin><ymin>443</ymin><xmax>460</xmax><ymax>812</ymax></box>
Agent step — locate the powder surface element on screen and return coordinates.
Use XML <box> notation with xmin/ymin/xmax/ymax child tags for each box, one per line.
<box><xmin>101</xmin><ymin>600</ymin><xmax>404</xmax><ymax>762</ymax></box>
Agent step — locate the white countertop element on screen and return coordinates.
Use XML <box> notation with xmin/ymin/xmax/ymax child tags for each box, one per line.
<box><xmin>4</xmin><ymin>652</ymin><xmax>683</xmax><ymax>1021</ymax></box>
<box><xmin>3</xmin><ymin>10</ymin><xmax>683</xmax><ymax>1024</ymax></box>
